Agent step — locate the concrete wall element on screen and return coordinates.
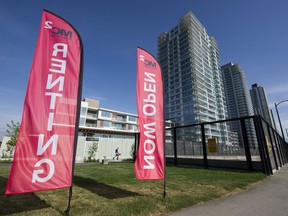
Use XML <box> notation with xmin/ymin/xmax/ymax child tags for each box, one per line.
<box><xmin>75</xmin><ymin>134</ymin><xmax>135</xmax><ymax>162</ymax></box>
<box><xmin>1</xmin><ymin>134</ymin><xmax>135</xmax><ymax>162</ymax></box>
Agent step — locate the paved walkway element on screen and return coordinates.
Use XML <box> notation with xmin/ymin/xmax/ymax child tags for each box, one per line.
<box><xmin>170</xmin><ymin>165</ymin><xmax>288</xmax><ymax>216</ymax></box>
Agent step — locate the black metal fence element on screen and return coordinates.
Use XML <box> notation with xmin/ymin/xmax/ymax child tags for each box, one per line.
<box><xmin>165</xmin><ymin>115</ymin><xmax>288</xmax><ymax>175</ymax></box>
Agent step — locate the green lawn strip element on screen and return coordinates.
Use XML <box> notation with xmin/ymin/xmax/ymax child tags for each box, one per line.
<box><xmin>0</xmin><ymin>163</ymin><xmax>266</xmax><ymax>216</ymax></box>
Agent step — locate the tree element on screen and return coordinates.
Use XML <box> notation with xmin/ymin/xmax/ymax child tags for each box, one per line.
<box><xmin>5</xmin><ymin>120</ymin><xmax>20</xmax><ymax>147</ymax></box>
<box><xmin>87</xmin><ymin>141</ymin><xmax>98</xmax><ymax>161</ymax></box>
<box><xmin>130</xmin><ymin>143</ymin><xmax>135</xmax><ymax>161</ymax></box>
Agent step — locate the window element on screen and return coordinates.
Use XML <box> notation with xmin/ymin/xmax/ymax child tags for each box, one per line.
<box><xmin>86</xmin><ymin>133</ymin><xmax>99</xmax><ymax>141</ymax></box>
<box><xmin>101</xmin><ymin>111</ymin><xmax>112</xmax><ymax>118</ymax></box>
<box><xmin>128</xmin><ymin>116</ymin><xmax>137</xmax><ymax>122</ymax></box>
<box><xmin>116</xmin><ymin>115</ymin><xmax>126</xmax><ymax>122</ymax></box>
<box><xmin>79</xmin><ymin>117</ymin><xmax>85</xmax><ymax>126</ymax></box>
<box><xmin>103</xmin><ymin>121</ymin><xmax>111</xmax><ymax>128</ymax></box>
<box><xmin>80</xmin><ymin>107</ymin><xmax>87</xmax><ymax>116</ymax></box>
<box><xmin>113</xmin><ymin>123</ymin><xmax>125</xmax><ymax>130</ymax></box>
<box><xmin>128</xmin><ymin>124</ymin><xmax>137</xmax><ymax>131</ymax></box>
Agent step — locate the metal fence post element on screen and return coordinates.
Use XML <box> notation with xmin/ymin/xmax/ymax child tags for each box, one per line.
<box><xmin>279</xmin><ymin>135</ymin><xmax>288</xmax><ymax>164</ymax></box>
<box><xmin>266</xmin><ymin>122</ymin><xmax>279</xmax><ymax>170</ymax></box>
<box><xmin>173</xmin><ymin>127</ymin><xmax>178</xmax><ymax>166</ymax></box>
<box><xmin>257</xmin><ymin>116</ymin><xmax>273</xmax><ymax>175</ymax></box>
<box><xmin>253</xmin><ymin>116</ymin><xmax>269</xmax><ymax>175</ymax></box>
<box><xmin>272</xmin><ymin>129</ymin><xmax>284</xmax><ymax>167</ymax></box>
<box><xmin>240</xmin><ymin>118</ymin><xmax>253</xmax><ymax>171</ymax></box>
<box><xmin>201</xmin><ymin>124</ymin><xmax>208</xmax><ymax>168</ymax></box>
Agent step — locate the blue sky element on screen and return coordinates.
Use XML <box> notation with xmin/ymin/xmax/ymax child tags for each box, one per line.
<box><xmin>1</xmin><ymin>0</ymin><xmax>288</xmax><ymax>139</ymax></box>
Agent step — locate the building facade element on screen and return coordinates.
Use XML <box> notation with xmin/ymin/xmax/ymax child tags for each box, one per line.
<box><xmin>0</xmin><ymin>137</ymin><xmax>12</xmax><ymax>159</ymax></box>
<box><xmin>158</xmin><ymin>11</ymin><xmax>229</xmax><ymax>144</ymax></box>
<box><xmin>76</xmin><ymin>98</ymin><xmax>138</xmax><ymax>162</ymax></box>
<box><xmin>221</xmin><ymin>63</ymin><xmax>256</xmax><ymax>147</ymax></box>
<box><xmin>250</xmin><ymin>83</ymin><xmax>273</xmax><ymax>126</ymax></box>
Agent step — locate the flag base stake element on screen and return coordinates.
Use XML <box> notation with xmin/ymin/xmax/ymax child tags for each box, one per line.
<box><xmin>65</xmin><ymin>186</ymin><xmax>73</xmax><ymax>216</ymax></box>
<box><xmin>163</xmin><ymin>191</ymin><xmax>167</xmax><ymax>199</ymax></box>
<box><xmin>64</xmin><ymin>208</ymin><xmax>70</xmax><ymax>216</ymax></box>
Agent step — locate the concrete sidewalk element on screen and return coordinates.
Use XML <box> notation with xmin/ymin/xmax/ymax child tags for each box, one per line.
<box><xmin>170</xmin><ymin>165</ymin><xmax>288</xmax><ymax>216</ymax></box>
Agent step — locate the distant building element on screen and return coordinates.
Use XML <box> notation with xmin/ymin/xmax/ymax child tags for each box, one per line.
<box><xmin>158</xmin><ymin>11</ymin><xmax>229</xmax><ymax>144</ymax></box>
<box><xmin>221</xmin><ymin>63</ymin><xmax>257</xmax><ymax>147</ymax></box>
<box><xmin>250</xmin><ymin>83</ymin><xmax>273</xmax><ymax>126</ymax></box>
<box><xmin>0</xmin><ymin>137</ymin><xmax>13</xmax><ymax>159</ymax></box>
<box><xmin>228</xmin><ymin>131</ymin><xmax>240</xmax><ymax>146</ymax></box>
<box><xmin>76</xmin><ymin>98</ymin><xmax>138</xmax><ymax>162</ymax></box>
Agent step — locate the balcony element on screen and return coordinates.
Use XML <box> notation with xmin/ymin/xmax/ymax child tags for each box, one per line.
<box><xmin>85</xmin><ymin>123</ymin><xmax>97</xmax><ymax>128</ymax></box>
<box><xmin>86</xmin><ymin>113</ymin><xmax>98</xmax><ymax>119</ymax></box>
<box><xmin>112</xmin><ymin>117</ymin><xmax>127</xmax><ymax>123</ymax></box>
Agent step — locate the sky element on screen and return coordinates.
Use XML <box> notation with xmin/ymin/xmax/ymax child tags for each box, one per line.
<box><xmin>1</xmin><ymin>0</ymin><xmax>288</xmax><ymax>139</ymax></box>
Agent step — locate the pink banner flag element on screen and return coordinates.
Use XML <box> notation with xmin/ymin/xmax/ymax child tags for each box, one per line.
<box><xmin>134</xmin><ymin>47</ymin><xmax>164</xmax><ymax>180</ymax></box>
<box><xmin>5</xmin><ymin>10</ymin><xmax>83</xmax><ymax>194</ymax></box>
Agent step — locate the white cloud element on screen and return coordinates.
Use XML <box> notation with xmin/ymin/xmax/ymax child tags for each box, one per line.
<box><xmin>268</xmin><ymin>101</ymin><xmax>288</xmax><ymax>109</ymax></box>
<box><xmin>0</xmin><ymin>55</ymin><xmax>30</xmax><ymax>64</ymax></box>
<box><xmin>266</xmin><ymin>84</ymin><xmax>288</xmax><ymax>95</ymax></box>
<box><xmin>0</xmin><ymin>86</ymin><xmax>24</xmax><ymax>97</ymax></box>
<box><xmin>82</xmin><ymin>86</ymin><xmax>108</xmax><ymax>102</ymax></box>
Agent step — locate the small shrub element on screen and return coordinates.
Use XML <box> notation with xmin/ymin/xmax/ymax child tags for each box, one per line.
<box><xmin>87</xmin><ymin>141</ymin><xmax>98</xmax><ymax>161</ymax></box>
<box><xmin>130</xmin><ymin>144</ymin><xmax>135</xmax><ymax>160</ymax></box>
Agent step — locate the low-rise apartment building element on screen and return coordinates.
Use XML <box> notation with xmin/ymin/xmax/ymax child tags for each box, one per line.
<box><xmin>76</xmin><ymin>98</ymin><xmax>138</xmax><ymax>162</ymax></box>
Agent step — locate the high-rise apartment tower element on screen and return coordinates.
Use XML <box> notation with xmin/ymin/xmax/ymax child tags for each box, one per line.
<box><xmin>250</xmin><ymin>83</ymin><xmax>273</xmax><ymax>126</ymax></box>
<box><xmin>158</xmin><ymin>11</ymin><xmax>228</xmax><ymax>143</ymax></box>
<box><xmin>221</xmin><ymin>62</ymin><xmax>256</xmax><ymax>147</ymax></box>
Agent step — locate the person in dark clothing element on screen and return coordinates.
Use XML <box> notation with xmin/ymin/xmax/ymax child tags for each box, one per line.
<box><xmin>113</xmin><ymin>147</ymin><xmax>120</xmax><ymax>160</ymax></box>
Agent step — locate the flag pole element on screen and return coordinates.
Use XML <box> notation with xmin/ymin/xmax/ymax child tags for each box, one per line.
<box><xmin>163</xmin><ymin>134</ymin><xmax>167</xmax><ymax>199</ymax></box>
<box><xmin>50</xmin><ymin>9</ymin><xmax>84</xmax><ymax>215</ymax></box>
<box><xmin>162</xmin><ymin>68</ymin><xmax>166</xmax><ymax>199</ymax></box>
<box><xmin>65</xmin><ymin>45</ymin><xmax>84</xmax><ymax>215</ymax></box>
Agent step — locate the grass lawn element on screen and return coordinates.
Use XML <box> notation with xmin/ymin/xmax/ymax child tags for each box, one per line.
<box><xmin>0</xmin><ymin>162</ymin><xmax>266</xmax><ymax>216</ymax></box>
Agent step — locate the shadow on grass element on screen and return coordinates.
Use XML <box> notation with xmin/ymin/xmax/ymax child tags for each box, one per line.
<box><xmin>0</xmin><ymin>176</ymin><xmax>51</xmax><ymax>216</ymax></box>
<box><xmin>74</xmin><ymin>175</ymin><xmax>141</xmax><ymax>199</ymax></box>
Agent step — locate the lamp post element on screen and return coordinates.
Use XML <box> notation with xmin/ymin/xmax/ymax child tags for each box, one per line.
<box><xmin>274</xmin><ymin>99</ymin><xmax>288</xmax><ymax>139</ymax></box>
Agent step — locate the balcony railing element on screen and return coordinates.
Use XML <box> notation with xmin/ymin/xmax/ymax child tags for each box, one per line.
<box><xmin>112</xmin><ymin>117</ymin><xmax>127</xmax><ymax>122</ymax></box>
<box><xmin>86</xmin><ymin>113</ymin><xmax>98</xmax><ymax>119</ymax></box>
<box><xmin>85</xmin><ymin>123</ymin><xmax>97</xmax><ymax>128</ymax></box>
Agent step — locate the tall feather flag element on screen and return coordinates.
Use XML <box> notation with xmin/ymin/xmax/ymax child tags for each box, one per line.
<box><xmin>5</xmin><ymin>9</ymin><xmax>83</xmax><ymax>202</ymax></box>
<box><xmin>134</xmin><ymin>47</ymin><xmax>166</xmax><ymax>196</ymax></box>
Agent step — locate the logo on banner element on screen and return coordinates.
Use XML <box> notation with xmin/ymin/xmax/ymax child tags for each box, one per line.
<box><xmin>139</xmin><ymin>54</ymin><xmax>157</xmax><ymax>69</ymax></box>
<box><xmin>44</xmin><ymin>21</ymin><xmax>73</xmax><ymax>39</ymax></box>
<box><xmin>145</xmin><ymin>60</ymin><xmax>157</xmax><ymax>69</ymax></box>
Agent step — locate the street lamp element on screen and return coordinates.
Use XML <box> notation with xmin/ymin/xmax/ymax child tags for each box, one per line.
<box><xmin>274</xmin><ymin>99</ymin><xmax>288</xmax><ymax>139</ymax></box>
